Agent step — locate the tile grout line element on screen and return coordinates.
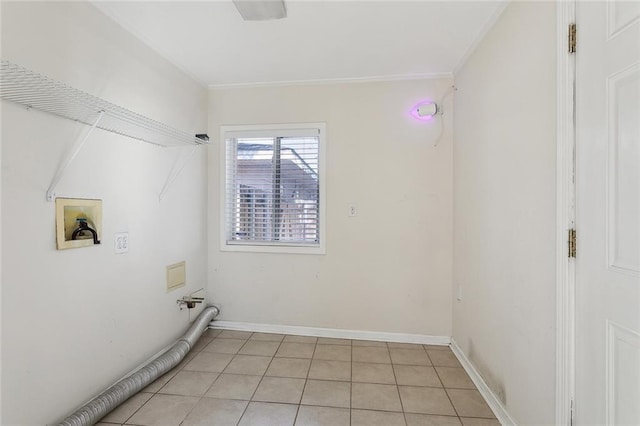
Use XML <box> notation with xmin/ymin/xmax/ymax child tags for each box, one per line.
<box><xmin>178</xmin><ymin>331</ymin><xmax>226</xmax><ymax>425</ymax></box>
<box><xmin>388</xmin><ymin>342</ymin><xmax>409</xmax><ymax>426</ymax></box>
<box><xmin>350</xmin><ymin>343</ymin><xmax>353</xmax><ymax>426</ymax></box>
<box><xmin>290</xmin><ymin>337</ymin><xmax>313</xmax><ymax>426</ymax></box>
<box><xmin>293</xmin><ymin>338</ymin><xmax>320</xmax><ymax>425</ymax></box>
<box><xmin>236</xmin><ymin>331</ymin><xmax>282</xmax><ymax>425</ymax></box>
<box><xmin>427</xmin><ymin>347</ymin><xmax>463</xmax><ymax>421</ymax></box>
<box><xmin>209</xmin><ymin>336</ymin><xmax>318</xmax><ymax>425</ymax></box>
<box><xmin>193</xmin><ymin>331</ymin><xmax>234</xmax><ymax>425</ymax></box>
<box><xmin>230</xmin><ymin>333</ymin><xmax>254</xmax><ymax>426</ymax></box>
<box><xmin>208</xmin><ymin>331</ymin><xmax>255</xmax><ymax>425</ymax></box>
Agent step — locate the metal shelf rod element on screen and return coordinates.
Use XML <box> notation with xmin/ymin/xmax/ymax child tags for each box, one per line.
<box><xmin>0</xmin><ymin>60</ymin><xmax>209</xmax><ymax>147</ymax></box>
<box><xmin>1</xmin><ymin>60</ymin><xmax>210</xmax><ymax>201</ymax></box>
<box><xmin>159</xmin><ymin>146</ymin><xmax>198</xmax><ymax>201</ymax></box>
<box><xmin>46</xmin><ymin>111</ymin><xmax>105</xmax><ymax>202</ymax></box>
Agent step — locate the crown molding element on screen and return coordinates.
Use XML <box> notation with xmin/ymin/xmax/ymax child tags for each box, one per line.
<box><xmin>209</xmin><ymin>72</ymin><xmax>454</xmax><ymax>90</ymax></box>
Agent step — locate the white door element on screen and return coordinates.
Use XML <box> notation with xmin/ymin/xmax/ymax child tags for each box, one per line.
<box><xmin>575</xmin><ymin>1</ymin><xmax>640</xmax><ymax>425</ymax></box>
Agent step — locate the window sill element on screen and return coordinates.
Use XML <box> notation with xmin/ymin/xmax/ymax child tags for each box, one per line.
<box><xmin>221</xmin><ymin>241</ymin><xmax>325</xmax><ymax>255</ymax></box>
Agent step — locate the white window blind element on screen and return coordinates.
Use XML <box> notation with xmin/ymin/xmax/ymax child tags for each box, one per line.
<box><xmin>222</xmin><ymin>125</ymin><xmax>323</xmax><ymax>250</ymax></box>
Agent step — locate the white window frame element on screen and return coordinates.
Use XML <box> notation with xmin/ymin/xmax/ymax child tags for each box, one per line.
<box><xmin>219</xmin><ymin>123</ymin><xmax>326</xmax><ymax>255</ymax></box>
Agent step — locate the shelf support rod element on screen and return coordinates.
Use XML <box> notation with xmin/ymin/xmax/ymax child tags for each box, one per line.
<box><xmin>159</xmin><ymin>146</ymin><xmax>198</xmax><ymax>201</ymax></box>
<box><xmin>46</xmin><ymin>111</ymin><xmax>105</xmax><ymax>201</ymax></box>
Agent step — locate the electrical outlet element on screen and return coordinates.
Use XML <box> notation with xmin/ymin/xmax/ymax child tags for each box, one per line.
<box><xmin>348</xmin><ymin>203</ymin><xmax>357</xmax><ymax>217</ymax></box>
<box><xmin>114</xmin><ymin>232</ymin><xmax>129</xmax><ymax>254</ymax></box>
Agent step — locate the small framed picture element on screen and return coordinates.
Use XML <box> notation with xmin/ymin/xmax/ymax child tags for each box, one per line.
<box><xmin>55</xmin><ymin>198</ymin><xmax>102</xmax><ymax>250</ymax></box>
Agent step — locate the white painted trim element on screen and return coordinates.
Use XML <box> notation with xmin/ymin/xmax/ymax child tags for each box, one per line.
<box><xmin>209</xmin><ymin>320</ymin><xmax>451</xmax><ymax>346</ymax></box>
<box><xmin>453</xmin><ymin>1</ymin><xmax>510</xmax><ymax>76</ymax></box>
<box><xmin>606</xmin><ymin>62</ymin><xmax>640</xmax><ymax>277</ymax></box>
<box><xmin>209</xmin><ymin>72</ymin><xmax>454</xmax><ymax>90</ymax></box>
<box><xmin>450</xmin><ymin>339</ymin><xmax>517</xmax><ymax>426</ymax></box>
<box><xmin>556</xmin><ymin>2</ymin><xmax>576</xmax><ymax>426</ymax></box>
<box><xmin>605</xmin><ymin>320</ymin><xmax>640</xmax><ymax>425</ymax></box>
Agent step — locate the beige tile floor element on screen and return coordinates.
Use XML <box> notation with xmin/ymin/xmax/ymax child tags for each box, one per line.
<box><xmin>96</xmin><ymin>329</ymin><xmax>500</xmax><ymax>426</ymax></box>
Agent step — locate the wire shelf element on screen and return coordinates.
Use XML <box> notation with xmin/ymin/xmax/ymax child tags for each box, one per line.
<box><xmin>0</xmin><ymin>60</ymin><xmax>208</xmax><ymax>147</ymax></box>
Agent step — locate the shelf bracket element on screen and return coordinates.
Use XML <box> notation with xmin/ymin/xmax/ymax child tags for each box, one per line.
<box><xmin>46</xmin><ymin>111</ymin><xmax>105</xmax><ymax>201</ymax></box>
<box><xmin>159</xmin><ymin>146</ymin><xmax>198</xmax><ymax>201</ymax></box>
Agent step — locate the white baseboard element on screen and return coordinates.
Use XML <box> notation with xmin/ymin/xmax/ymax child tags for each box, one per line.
<box><xmin>209</xmin><ymin>320</ymin><xmax>450</xmax><ymax>346</ymax></box>
<box><xmin>450</xmin><ymin>339</ymin><xmax>517</xmax><ymax>426</ymax></box>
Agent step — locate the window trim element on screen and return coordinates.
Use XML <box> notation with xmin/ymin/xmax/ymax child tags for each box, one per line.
<box><xmin>219</xmin><ymin>123</ymin><xmax>326</xmax><ymax>255</ymax></box>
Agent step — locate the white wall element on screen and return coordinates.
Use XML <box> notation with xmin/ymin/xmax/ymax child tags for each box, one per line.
<box><xmin>208</xmin><ymin>78</ymin><xmax>454</xmax><ymax>337</ymax></box>
<box><xmin>452</xmin><ymin>2</ymin><xmax>556</xmax><ymax>425</ymax></box>
<box><xmin>1</xmin><ymin>2</ymin><xmax>208</xmax><ymax>424</ymax></box>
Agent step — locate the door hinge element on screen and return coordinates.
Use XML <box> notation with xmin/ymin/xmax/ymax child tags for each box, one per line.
<box><xmin>569</xmin><ymin>24</ymin><xmax>577</xmax><ymax>53</ymax></box>
<box><xmin>568</xmin><ymin>229</ymin><xmax>577</xmax><ymax>258</ymax></box>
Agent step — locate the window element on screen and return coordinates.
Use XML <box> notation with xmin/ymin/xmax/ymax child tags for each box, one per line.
<box><xmin>220</xmin><ymin>123</ymin><xmax>326</xmax><ymax>254</ymax></box>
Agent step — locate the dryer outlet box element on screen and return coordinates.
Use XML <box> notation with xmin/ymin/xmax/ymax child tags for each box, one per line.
<box><xmin>167</xmin><ymin>261</ymin><xmax>186</xmax><ymax>292</ymax></box>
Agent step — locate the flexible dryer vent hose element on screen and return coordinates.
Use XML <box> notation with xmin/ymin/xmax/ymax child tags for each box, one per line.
<box><xmin>57</xmin><ymin>305</ymin><xmax>220</xmax><ymax>426</ymax></box>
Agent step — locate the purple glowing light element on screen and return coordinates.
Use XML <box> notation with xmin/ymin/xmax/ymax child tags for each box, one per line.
<box><xmin>410</xmin><ymin>100</ymin><xmax>436</xmax><ymax>122</ymax></box>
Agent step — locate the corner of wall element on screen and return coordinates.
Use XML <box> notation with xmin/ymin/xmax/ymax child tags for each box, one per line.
<box><xmin>452</xmin><ymin>1</ymin><xmax>557</xmax><ymax>425</ymax></box>
<box><xmin>452</xmin><ymin>1</ymin><xmax>510</xmax><ymax>77</ymax></box>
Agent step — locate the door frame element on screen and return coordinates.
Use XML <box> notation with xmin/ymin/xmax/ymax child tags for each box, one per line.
<box><xmin>556</xmin><ymin>1</ymin><xmax>576</xmax><ymax>425</ymax></box>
